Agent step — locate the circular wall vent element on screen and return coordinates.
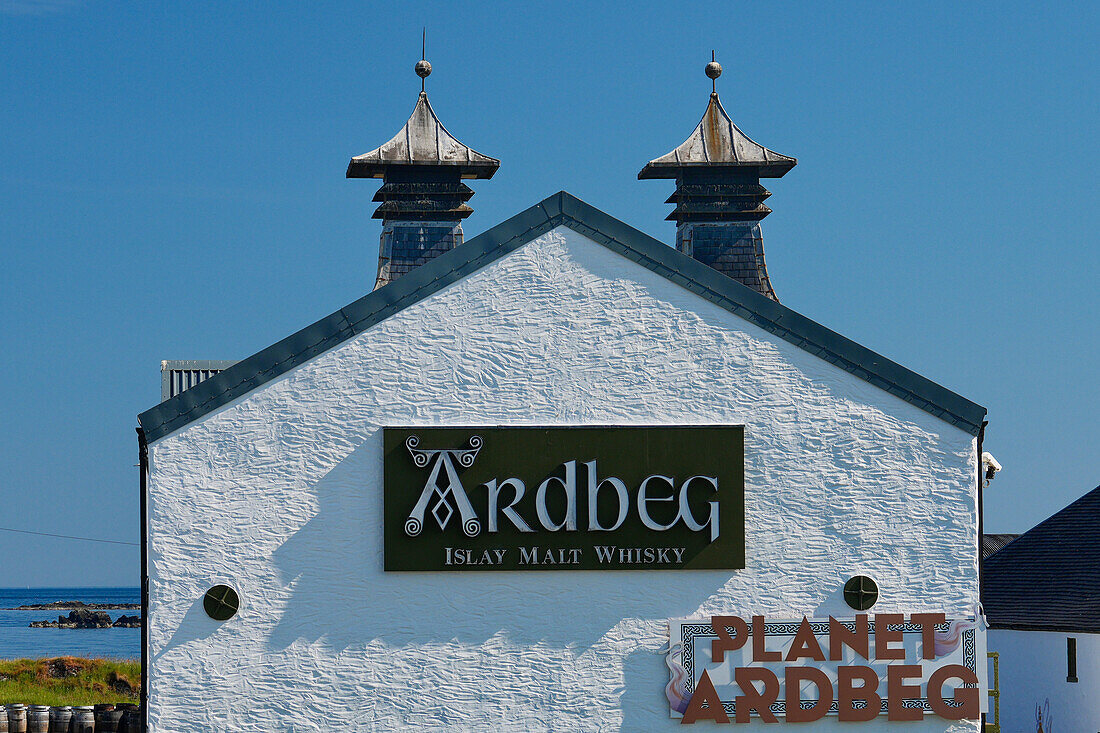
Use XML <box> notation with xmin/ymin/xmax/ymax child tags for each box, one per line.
<box><xmin>203</xmin><ymin>585</ymin><xmax>240</xmax><ymax>621</ymax></box>
<box><xmin>843</xmin><ymin>575</ymin><xmax>879</xmax><ymax>611</ymax></box>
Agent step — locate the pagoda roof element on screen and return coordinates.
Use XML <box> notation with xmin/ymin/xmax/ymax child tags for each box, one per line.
<box><xmin>347</xmin><ymin>92</ymin><xmax>499</xmax><ymax>180</ymax></box>
<box><xmin>639</xmin><ymin>93</ymin><xmax>796</xmax><ymax>179</ymax></box>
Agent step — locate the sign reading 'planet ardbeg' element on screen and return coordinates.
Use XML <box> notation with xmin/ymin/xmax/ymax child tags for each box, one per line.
<box><xmin>383</xmin><ymin>426</ymin><xmax>744</xmax><ymax>571</ymax></box>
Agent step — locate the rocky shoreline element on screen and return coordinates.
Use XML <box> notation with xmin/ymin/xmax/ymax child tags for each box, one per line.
<box><xmin>9</xmin><ymin>601</ymin><xmax>140</xmax><ymax>611</ymax></box>
<box><xmin>28</xmin><ymin>609</ymin><xmax>142</xmax><ymax>629</ymax></box>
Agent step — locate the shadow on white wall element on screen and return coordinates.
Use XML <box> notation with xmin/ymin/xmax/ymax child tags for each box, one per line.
<box><xmin>264</xmin><ymin>434</ymin><xmax>738</xmax><ymax>652</ymax></box>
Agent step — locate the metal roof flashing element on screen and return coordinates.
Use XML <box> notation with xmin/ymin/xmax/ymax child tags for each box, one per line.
<box><xmin>138</xmin><ymin>191</ymin><xmax>986</xmax><ymax>443</ymax></box>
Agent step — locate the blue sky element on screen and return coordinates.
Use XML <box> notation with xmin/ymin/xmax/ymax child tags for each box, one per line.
<box><xmin>1</xmin><ymin>1</ymin><xmax>1096</xmax><ymax>586</ymax></box>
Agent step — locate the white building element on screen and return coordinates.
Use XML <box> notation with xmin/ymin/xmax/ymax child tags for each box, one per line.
<box><xmin>137</xmin><ymin>58</ymin><xmax>989</xmax><ymax>731</ymax></box>
<box><xmin>983</xmin><ymin>485</ymin><xmax>1100</xmax><ymax>732</ymax></box>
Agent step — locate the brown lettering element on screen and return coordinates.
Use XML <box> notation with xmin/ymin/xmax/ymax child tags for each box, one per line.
<box><xmin>837</xmin><ymin>666</ymin><xmax>880</xmax><ymax>721</ymax></box>
<box><xmin>752</xmin><ymin>615</ymin><xmax>781</xmax><ymax>662</ymax></box>
<box><xmin>911</xmin><ymin>613</ymin><xmax>947</xmax><ymax>659</ymax></box>
<box><xmin>874</xmin><ymin>613</ymin><xmax>906</xmax><ymax>660</ymax></box>
<box><xmin>711</xmin><ymin>616</ymin><xmax>749</xmax><ymax>663</ymax></box>
<box><xmin>734</xmin><ymin>667</ymin><xmax>780</xmax><ymax>723</ymax></box>
<box><xmin>681</xmin><ymin>670</ymin><xmax>730</xmax><ymax>724</ymax></box>
<box><xmin>928</xmin><ymin>664</ymin><xmax>980</xmax><ymax>720</ymax></box>
<box><xmin>785</xmin><ymin>667</ymin><xmax>832</xmax><ymax>722</ymax></box>
<box><xmin>785</xmin><ymin>617</ymin><xmax>826</xmax><ymax>661</ymax></box>
<box><xmin>829</xmin><ymin>614</ymin><xmax>869</xmax><ymax>660</ymax></box>
<box><xmin>887</xmin><ymin>664</ymin><xmax>924</xmax><ymax>721</ymax></box>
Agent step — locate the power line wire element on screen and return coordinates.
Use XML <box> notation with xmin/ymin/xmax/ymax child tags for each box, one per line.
<box><xmin>0</xmin><ymin>526</ymin><xmax>138</xmax><ymax>547</ymax></box>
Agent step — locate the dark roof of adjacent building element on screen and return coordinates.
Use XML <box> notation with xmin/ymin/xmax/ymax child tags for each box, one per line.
<box><xmin>346</xmin><ymin>92</ymin><xmax>499</xmax><ymax>180</ymax></box>
<box><xmin>982</xmin><ymin>533</ymin><xmax>1020</xmax><ymax>559</ymax></box>
<box><xmin>639</xmin><ymin>93</ymin><xmax>796</xmax><ymax>179</ymax></box>
<box><xmin>983</xmin><ymin>485</ymin><xmax>1100</xmax><ymax>633</ymax></box>
<box><xmin>137</xmin><ymin>191</ymin><xmax>986</xmax><ymax>442</ymax></box>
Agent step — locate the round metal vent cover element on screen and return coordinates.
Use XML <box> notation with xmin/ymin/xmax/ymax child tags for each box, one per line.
<box><xmin>203</xmin><ymin>584</ymin><xmax>240</xmax><ymax>621</ymax></box>
<box><xmin>843</xmin><ymin>575</ymin><xmax>879</xmax><ymax>611</ymax></box>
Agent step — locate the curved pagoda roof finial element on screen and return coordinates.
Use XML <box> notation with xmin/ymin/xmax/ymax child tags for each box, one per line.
<box><xmin>638</xmin><ymin>53</ymin><xmax>796</xmax><ymax>180</ymax></box>
<box><xmin>346</xmin><ymin>51</ymin><xmax>500</xmax><ymax>180</ymax></box>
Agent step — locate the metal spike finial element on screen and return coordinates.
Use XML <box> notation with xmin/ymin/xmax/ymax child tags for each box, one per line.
<box><xmin>415</xmin><ymin>28</ymin><xmax>431</xmax><ymax>92</ymax></box>
<box><xmin>705</xmin><ymin>50</ymin><xmax>722</xmax><ymax>94</ymax></box>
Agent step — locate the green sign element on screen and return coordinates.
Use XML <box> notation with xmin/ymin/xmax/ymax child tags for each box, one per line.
<box><xmin>383</xmin><ymin>426</ymin><xmax>744</xmax><ymax>571</ymax></box>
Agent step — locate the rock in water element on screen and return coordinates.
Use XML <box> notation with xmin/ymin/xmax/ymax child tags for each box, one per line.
<box><xmin>12</xmin><ymin>601</ymin><xmax>140</xmax><ymax>611</ymax></box>
<box><xmin>111</xmin><ymin>615</ymin><xmax>142</xmax><ymax>628</ymax></box>
<box><xmin>29</xmin><ymin>609</ymin><xmax>113</xmax><ymax>628</ymax></box>
<box><xmin>69</xmin><ymin>608</ymin><xmax>113</xmax><ymax>628</ymax></box>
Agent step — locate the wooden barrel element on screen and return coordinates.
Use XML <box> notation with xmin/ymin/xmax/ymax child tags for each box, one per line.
<box><xmin>26</xmin><ymin>707</ymin><xmax>48</xmax><ymax>733</ymax></box>
<box><xmin>114</xmin><ymin>705</ymin><xmax>130</xmax><ymax>733</ymax></box>
<box><xmin>6</xmin><ymin>705</ymin><xmax>27</xmax><ymax>733</ymax></box>
<box><xmin>68</xmin><ymin>708</ymin><xmax>93</xmax><ymax>733</ymax></box>
<box><xmin>115</xmin><ymin>704</ymin><xmax>137</xmax><ymax>733</ymax></box>
<box><xmin>0</xmin><ymin>705</ymin><xmax>9</xmax><ymax>733</ymax></box>
<box><xmin>95</xmin><ymin>704</ymin><xmax>123</xmax><ymax>733</ymax></box>
<box><xmin>47</xmin><ymin>707</ymin><xmax>70</xmax><ymax>733</ymax></box>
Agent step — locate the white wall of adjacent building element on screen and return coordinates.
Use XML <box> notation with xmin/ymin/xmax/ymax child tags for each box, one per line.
<box><xmin>145</xmin><ymin>225</ymin><xmax>980</xmax><ymax>731</ymax></box>
<box><xmin>987</xmin><ymin>629</ymin><xmax>1100</xmax><ymax>732</ymax></box>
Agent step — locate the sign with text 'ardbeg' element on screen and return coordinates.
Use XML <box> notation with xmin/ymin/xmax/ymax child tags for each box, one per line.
<box><xmin>383</xmin><ymin>426</ymin><xmax>744</xmax><ymax>571</ymax></box>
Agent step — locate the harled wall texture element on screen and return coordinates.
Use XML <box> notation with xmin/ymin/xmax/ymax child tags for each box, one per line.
<box><xmin>146</xmin><ymin>225</ymin><xmax>979</xmax><ymax>731</ymax></box>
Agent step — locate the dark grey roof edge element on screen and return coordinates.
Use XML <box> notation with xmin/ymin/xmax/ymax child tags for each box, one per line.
<box><xmin>638</xmin><ymin>160</ymin><xmax>796</xmax><ymax>180</ymax></box>
<box><xmin>986</xmin><ymin>622</ymin><xmax>1100</xmax><ymax>634</ymax></box>
<box><xmin>346</xmin><ymin>159</ymin><xmax>500</xmax><ymax>180</ymax></box>
<box><xmin>138</xmin><ymin>191</ymin><xmax>986</xmax><ymax>442</ymax></box>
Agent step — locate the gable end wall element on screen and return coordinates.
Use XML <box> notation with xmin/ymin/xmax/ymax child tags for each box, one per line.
<box><xmin>146</xmin><ymin>226</ymin><xmax>979</xmax><ymax>731</ymax></box>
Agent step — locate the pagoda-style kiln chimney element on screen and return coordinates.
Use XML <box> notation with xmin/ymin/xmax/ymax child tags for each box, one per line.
<box><xmin>639</xmin><ymin>54</ymin><xmax>795</xmax><ymax>301</ymax></box>
<box><xmin>347</xmin><ymin>54</ymin><xmax>499</xmax><ymax>290</ymax></box>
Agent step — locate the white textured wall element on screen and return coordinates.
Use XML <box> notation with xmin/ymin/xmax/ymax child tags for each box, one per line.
<box><xmin>147</xmin><ymin>226</ymin><xmax>980</xmax><ymax>731</ymax></box>
<box><xmin>987</xmin><ymin>630</ymin><xmax>1100</xmax><ymax>731</ymax></box>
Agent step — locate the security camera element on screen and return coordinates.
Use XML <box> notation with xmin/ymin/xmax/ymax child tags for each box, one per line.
<box><xmin>981</xmin><ymin>452</ymin><xmax>1001</xmax><ymax>486</ymax></box>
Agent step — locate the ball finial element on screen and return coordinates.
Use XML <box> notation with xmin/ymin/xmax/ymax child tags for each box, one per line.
<box><xmin>705</xmin><ymin>60</ymin><xmax>722</xmax><ymax>80</ymax></box>
<box><xmin>415</xmin><ymin>59</ymin><xmax>432</xmax><ymax>79</ymax></box>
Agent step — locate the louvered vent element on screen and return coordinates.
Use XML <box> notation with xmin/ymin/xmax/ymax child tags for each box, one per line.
<box><xmin>160</xmin><ymin>360</ymin><xmax>237</xmax><ymax>402</ymax></box>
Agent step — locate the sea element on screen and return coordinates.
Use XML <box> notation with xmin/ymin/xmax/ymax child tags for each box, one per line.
<box><xmin>0</xmin><ymin>587</ymin><xmax>140</xmax><ymax>660</ymax></box>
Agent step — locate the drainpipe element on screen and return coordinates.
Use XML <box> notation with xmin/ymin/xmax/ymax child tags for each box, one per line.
<box><xmin>977</xmin><ymin>420</ymin><xmax>987</xmax><ymax>597</ymax></box>
<box><xmin>136</xmin><ymin>427</ymin><xmax>149</xmax><ymax>733</ymax></box>
<box><xmin>976</xmin><ymin>420</ymin><xmax>987</xmax><ymax>731</ymax></box>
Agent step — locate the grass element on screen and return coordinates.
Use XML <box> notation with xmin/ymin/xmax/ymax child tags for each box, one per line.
<box><xmin>0</xmin><ymin>658</ymin><xmax>140</xmax><ymax>706</ymax></box>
